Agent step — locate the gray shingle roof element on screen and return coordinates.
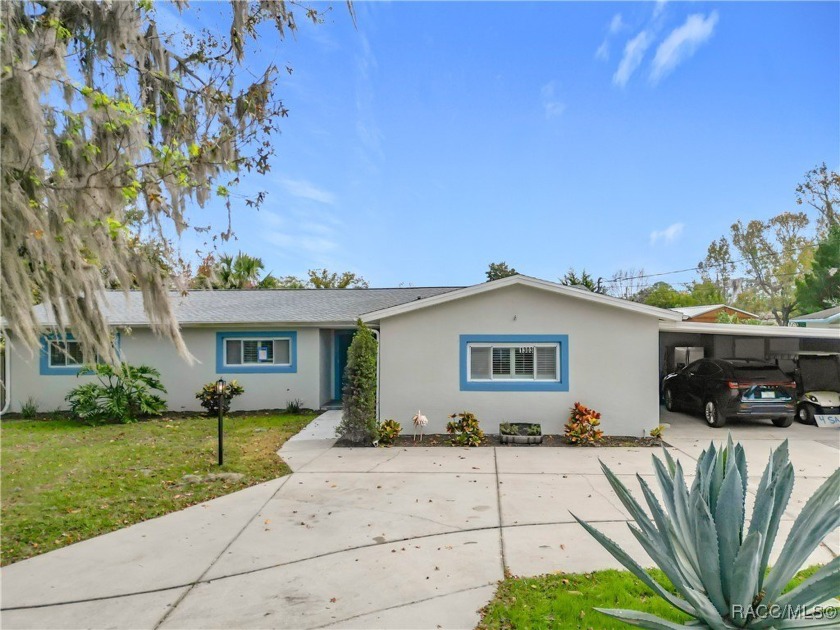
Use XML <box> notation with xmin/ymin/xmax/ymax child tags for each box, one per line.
<box><xmin>670</xmin><ymin>304</ymin><xmax>759</xmax><ymax>319</ymax></box>
<box><xmin>32</xmin><ymin>288</ymin><xmax>463</xmax><ymax>327</ymax></box>
<box><xmin>790</xmin><ymin>305</ymin><xmax>840</xmax><ymax>322</ymax></box>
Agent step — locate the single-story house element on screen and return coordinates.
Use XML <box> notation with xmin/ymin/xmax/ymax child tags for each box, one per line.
<box><xmin>790</xmin><ymin>305</ymin><xmax>840</xmax><ymax>329</ymax></box>
<box><xmin>3</xmin><ymin>275</ymin><xmax>838</xmax><ymax>436</ymax></box>
<box><xmin>2</xmin><ymin>276</ymin><xmax>682</xmax><ymax>436</ymax></box>
<box><xmin>670</xmin><ymin>304</ymin><xmax>760</xmax><ymax>323</ymax></box>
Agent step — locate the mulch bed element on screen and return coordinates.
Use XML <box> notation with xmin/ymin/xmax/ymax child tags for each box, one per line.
<box><xmin>342</xmin><ymin>434</ymin><xmax>664</xmax><ymax>448</ymax></box>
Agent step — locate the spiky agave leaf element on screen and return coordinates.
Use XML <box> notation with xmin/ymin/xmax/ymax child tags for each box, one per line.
<box><xmin>594</xmin><ymin>607</ymin><xmax>722</xmax><ymax>629</ymax></box>
<box><xmin>570</xmin><ymin>514</ymin><xmax>697</xmax><ymax>617</ymax></box>
<box><xmin>691</xmin><ymin>490</ymin><xmax>727</xmax><ymax>616</ymax></box>
<box><xmin>772</xmin><ymin>556</ymin><xmax>840</xmax><ymax>615</ymax></box>
<box><xmin>576</xmin><ymin>437</ymin><xmax>839</xmax><ymax>630</ymax></box>
<box><xmin>714</xmin><ymin>459</ymin><xmax>745</xmax><ymax>598</ymax></box>
<box><xmin>624</xmin><ymin>522</ymin><xmax>727</xmax><ymax>622</ymax></box>
<box><xmin>759</xmin><ymin>467</ymin><xmax>840</xmax><ymax>607</ymax></box>
<box><xmin>729</xmin><ymin>531</ymin><xmax>764</xmax><ymax>626</ymax></box>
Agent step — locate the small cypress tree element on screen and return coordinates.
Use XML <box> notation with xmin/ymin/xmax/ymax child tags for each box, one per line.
<box><xmin>336</xmin><ymin>320</ymin><xmax>378</xmax><ymax>444</ymax></box>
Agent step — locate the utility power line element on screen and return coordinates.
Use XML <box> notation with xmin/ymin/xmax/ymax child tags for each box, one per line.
<box><xmin>601</xmin><ymin>241</ymin><xmax>817</xmax><ymax>286</ymax></box>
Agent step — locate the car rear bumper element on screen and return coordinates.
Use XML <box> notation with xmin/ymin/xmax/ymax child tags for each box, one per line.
<box><xmin>730</xmin><ymin>401</ymin><xmax>795</xmax><ymax>418</ymax></box>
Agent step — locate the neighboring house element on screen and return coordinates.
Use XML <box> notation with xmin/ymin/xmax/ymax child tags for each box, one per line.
<box><xmin>790</xmin><ymin>305</ymin><xmax>840</xmax><ymax>329</ymax></box>
<box><xmin>670</xmin><ymin>304</ymin><xmax>760</xmax><ymax>323</ymax></box>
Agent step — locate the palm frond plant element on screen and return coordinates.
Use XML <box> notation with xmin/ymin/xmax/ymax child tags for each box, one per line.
<box><xmin>574</xmin><ymin>436</ymin><xmax>839</xmax><ymax>628</ymax></box>
<box><xmin>66</xmin><ymin>363</ymin><xmax>167</xmax><ymax>424</ymax></box>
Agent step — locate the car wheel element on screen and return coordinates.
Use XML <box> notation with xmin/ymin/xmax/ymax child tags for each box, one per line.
<box><xmin>664</xmin><ymin>387</ymin><xmax>677</xmax><ymax>412</ymax></box>
<box><xmin>704</xmin><ymin>400</ymin><xmax>726</xmax><ymax>428</ymax></box>
<box><xmin>772</xmin><ymin>415</ymin><xmax>795</xmax><ymax>428</ymax></box>
<box><xmin>797</xmin><ymin>404</ymin><xmax>816</xmax><ymax>425</ymax></box>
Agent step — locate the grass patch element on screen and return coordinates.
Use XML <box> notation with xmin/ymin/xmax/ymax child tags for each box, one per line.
<box><xmin>477</xmin><ymin>566</ymin><xmax>825</xmax><ymax>629</ymax></box>
<box><xmin>1</xmin><ymin>411</ymin><xmax>315</xmax><ymax>565</ymax></box>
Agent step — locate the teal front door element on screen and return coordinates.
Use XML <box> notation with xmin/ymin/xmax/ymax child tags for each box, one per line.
<box><xmin>334</xmin><ymin>330</ymin><xmax>355</xmax><ymax>400</ymax></box>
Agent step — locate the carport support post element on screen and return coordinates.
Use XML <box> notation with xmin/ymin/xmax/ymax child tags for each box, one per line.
<box><xmin>216</xmin><ymin>378</ymin><xmax>225</xmax><ymax>466</ymax></box>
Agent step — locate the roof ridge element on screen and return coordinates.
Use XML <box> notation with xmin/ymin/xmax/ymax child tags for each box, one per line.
<box><xmin>99</xmin><ymin>286</ymin><xmax>466</xmax><ymax>294</ymax></box>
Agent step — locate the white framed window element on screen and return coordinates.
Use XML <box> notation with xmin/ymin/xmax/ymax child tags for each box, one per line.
<box><xmin>224</xmin><ymin>338</ymin><xmax>291</xmax><ymax>366</ymax></box>
<box><xmin>468</xmin><ymin>343</ymin><xmax>560</xmax><ymax>382</ymax></box>
<box><xmin>48</xmin><ymin>340</ymin><xmax>84</xmax><ymax>368</ymax></box>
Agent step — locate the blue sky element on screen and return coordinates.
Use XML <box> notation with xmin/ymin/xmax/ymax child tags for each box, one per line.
<box><xmin>166</xmin><ymin>1</ymin><xmax>839</xmax><ymax>289</ymax></box>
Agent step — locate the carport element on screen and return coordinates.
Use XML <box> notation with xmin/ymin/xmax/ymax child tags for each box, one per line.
<box><xmin>658</xmin><ymin>321</ymin><xmax>840</xmax><ymax>378</ymax></box>
<box><xmin>658</xmin><ymin>322</ymin><xmax>840</xmax><ymax>431</ymax></box>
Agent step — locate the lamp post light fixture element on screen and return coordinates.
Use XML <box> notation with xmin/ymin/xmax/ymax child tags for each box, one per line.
<box><xmin>216</xmin><ymin>378</ymin><xmax>226</xmax><ymax>466</ymax></box>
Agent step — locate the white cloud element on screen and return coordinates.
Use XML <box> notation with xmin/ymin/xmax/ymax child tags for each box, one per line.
<box><xmin>355</xmin><ymin>33</ymin><xmax>384</xmax><ymax>171</ymax></box>
<box><xmin>279</xmin><ymin>177</ymin><xmax>336</xmax><ymax>205</ymax></box>
<box><xmin>264</xmin><ymin>232</ymin><xmax>338</xmax><ymax>254</ymax></box>
<box><xmin>540</xmin><ymin>82</ymin><xmax>566</xmax><ymax>119</ymax></box>
<box><xmin>613</xmin><ymin>31</ymin><xmax>653</xmax><ymax>87</ymax></box>
<box><xmin>650</xmin><ymin>12</ymin><xmax>719</xmax><ymax>83</ymax></box>
<box><xmin>650</xmin><ymin>222</ymin><xmax>685</xmax><ymax>245</ymax></box>
<box><xmin>653</xmin><ymin>0</ymin><xmax>668</xmax><ymax>19</ymax></box>
<box><xmin>260</xmin><ymin>210</ymin><xmax>340</xmax><ymax>261</ymax></box>
<box><xmin>595</xmin><ymin>13</ymin><xmax>626</xmax><ymax>61</ymax></box>
<box><xmin>595</xmin><ymin>40</ymin><xmax>610</xmax><ymax>61</ymax></box>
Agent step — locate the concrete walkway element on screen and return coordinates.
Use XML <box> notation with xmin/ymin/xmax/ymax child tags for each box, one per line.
<box><xmin>2</xmin><ymin>410</ymin><xmax>838</xmax><ymax>629</ymax></box>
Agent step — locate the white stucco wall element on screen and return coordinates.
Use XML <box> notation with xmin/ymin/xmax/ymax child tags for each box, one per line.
<box><xmin>377</xmin><ymin>284</ymin><xmax>661</xmax><ymax>436</ymax></box>
<box><xmin>5</xmin><ymin>326</ymin><xmax>324</xmax><ymax>413</ymax></box>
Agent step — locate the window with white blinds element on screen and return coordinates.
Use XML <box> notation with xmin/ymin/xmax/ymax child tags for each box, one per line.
<box><xmin>224</xmin><ymin>338</ymin><xmax>291</xmax><ymax>366</ymax></box>
<box><xmin>468</xmin><ymin>343</ymin><xmax>560</xmax><ymax>381</ymax></box>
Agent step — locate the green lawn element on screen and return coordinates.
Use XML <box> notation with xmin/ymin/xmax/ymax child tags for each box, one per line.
<box><xmin>1</xmin><ymin>411</ymin><xmax>316</xmax><ymax>565</ymax></box>
<box><xmin>477</xmin><ymin>566</ymin><xmax>825</xmax><ymax>629</ymax></box>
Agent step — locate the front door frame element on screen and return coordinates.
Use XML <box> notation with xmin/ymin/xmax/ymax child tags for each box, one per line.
<box><xmin>333</xmin><ymin>329</ymin><xmax>356</xmax><ymax>401</ymax></box>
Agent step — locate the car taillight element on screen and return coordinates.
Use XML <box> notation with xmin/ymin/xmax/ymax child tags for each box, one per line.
<box><xmin>728</xmin><ymin>382</ymin><xmax>740</xmax><ymax>390</ymax></box>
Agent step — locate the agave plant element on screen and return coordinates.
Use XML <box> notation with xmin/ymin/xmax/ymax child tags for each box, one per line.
<box><xmin>574</xmin><ymin>436</ymin><xmax>839</xmax><ymax>628</ymax></box>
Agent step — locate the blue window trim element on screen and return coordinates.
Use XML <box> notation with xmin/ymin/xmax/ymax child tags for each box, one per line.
<box><xmin>39</xmin><ymin>332</ymin><xmax>121</xmax><ymax>376</ymax></box>
<box><xmin>215</xmin><ymin>331</ymin><xmax>297</xmax><ymax>374</ymax></box>
<box><xmin>459</xmin><ymin>334</ymin><xmax>569</xmax><ymax>392</ymax></box>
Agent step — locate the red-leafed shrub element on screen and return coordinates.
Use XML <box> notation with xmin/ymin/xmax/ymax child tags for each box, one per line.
<box><xmin>564</xmin><ymin>402</ymin><xmax>604</xmax><ymax>445</ymax></box>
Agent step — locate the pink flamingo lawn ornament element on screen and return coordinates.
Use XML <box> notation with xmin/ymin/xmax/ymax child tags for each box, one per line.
<box><xmin>412</xmin><ymin>410</ymin><xmax>429</xmax><ymax>442</ymax></box>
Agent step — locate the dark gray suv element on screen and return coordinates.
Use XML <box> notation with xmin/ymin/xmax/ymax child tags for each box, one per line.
<box><xmin>662</xmin><ymin>358</ymin><xmax>797</xmax><ymax>428</ymax></box>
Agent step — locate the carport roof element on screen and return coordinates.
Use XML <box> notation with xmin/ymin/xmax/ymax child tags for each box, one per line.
<box><xmin>659</xmin><ymin>320</ymin><xmax>840</xmax><ymax>339</ymax></box>
<box><xmin>361</xmin><ymin>275</ymin><xmax>685</xmax><ymax>322</ymax></box>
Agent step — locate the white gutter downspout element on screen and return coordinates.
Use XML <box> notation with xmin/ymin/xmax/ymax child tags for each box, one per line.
<box><xmin>371</xmin><ymin>328</ymin><xmax>380</xmax><ymax>422</ymax></box>
<box><xmin>1</xmin><ymin>335</ymin><xmax>11</xmax><ymax>415</ymax></box>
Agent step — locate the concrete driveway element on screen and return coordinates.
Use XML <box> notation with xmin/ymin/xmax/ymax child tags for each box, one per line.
<box><xmin>2</xmin><ymin>410</ymin><xmax>838</xmax><ymax>630</ymax></box>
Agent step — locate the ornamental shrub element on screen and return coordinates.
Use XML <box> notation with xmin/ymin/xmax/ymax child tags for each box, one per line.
<box><xmin>376</xmin><ymin>419</ymin><xmax>401</xmax><ymax>446</ymax></box>
<box><xmin>196</xmin><ymin>380</ymin><xmax>245</xmax><ymax>416</ymax></box>
<box><xmin>66</xmin><ymin>363</ymin><xmax>167</xmax><ymax>424</ymax></box>
<box><xmin>564</xmin><ymin>402</ymin><xmax>604</xmax><ymax>445</ymax></box>
<box><xmin>446</xmin><ymin>411</ymin><xmax>484</xmax><ymax>447</ymax></box>
<box><xmin>336</xmin><ymin>320</ymin><xmax>378</xmax><ymax>444</ymax></box>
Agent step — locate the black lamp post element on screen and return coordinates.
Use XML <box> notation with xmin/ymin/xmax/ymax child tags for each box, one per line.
<box><xmin>216</xmin><ymin>378</ymin><xmax>226</xmax><ymax>466</ymax></box>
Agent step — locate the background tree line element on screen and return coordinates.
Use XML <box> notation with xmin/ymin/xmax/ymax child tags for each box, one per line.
<box><xmin>191</xmin><ymin>252</ymin><xmax>368</xmax><ymax>290</ymax></box>
<box><xmin>486</xmin><ymin>163</ymin><xmax>839</xmax><ymax>325</ymax></box>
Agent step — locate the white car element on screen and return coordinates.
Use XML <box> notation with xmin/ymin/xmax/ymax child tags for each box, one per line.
<box><xmin>795</xmin><ymin>353</ymin><xmax>840</xmax><ymax>425</ymax></box>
